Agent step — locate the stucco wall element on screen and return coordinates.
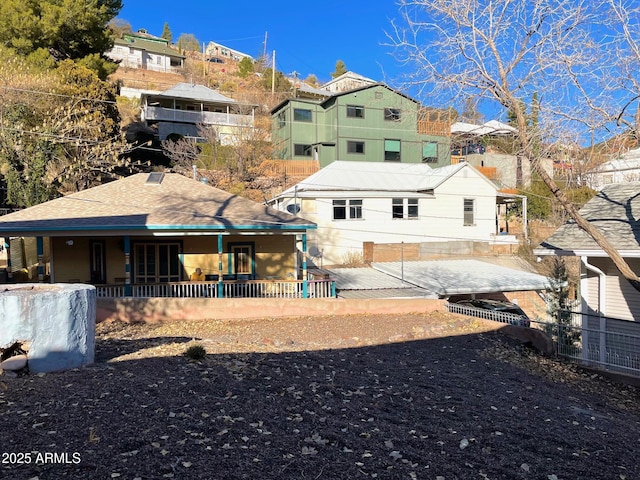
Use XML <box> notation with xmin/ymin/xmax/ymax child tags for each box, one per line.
<box><xmin>96</xmin><ymin>297</ymin><xmax>447</xmax><ymax>323</ymax></box>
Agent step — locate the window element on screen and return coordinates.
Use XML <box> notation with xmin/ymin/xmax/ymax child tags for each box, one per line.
<box><xmin>293</xmin><ymin>108</ymin><xmax>312</xmax><ymax>122</ymax></box>
<box><xmin>278</xmin><ymin>111</ymin><xmax>286</xmax><ymax>128</ymax></box>
<box><xmin>294</xmin><ymin>144</ymin><xmax>313</xmax><ymax>156</ymax></box>
<box><xmin>384</xmin><ymin>139</ymin><xmax>401</xmax><ymax>162</ymax></box>
<box><xmin>384</xmin><ymin>108</ymin><xmax>401</xmax><ymax>121</ymax></box>
<box><xmin>346</xmin><ymin>105</ymin><xmax>364</xmax><ymax>118</ymax></box>
<box><xmin>422</xmin><ymin>141</ymin><xmax>438</xmax><ymax>163</ymax></box>
<box><xmin>333</xmin><ymin>199</ymin><xmax>363</xmax><ymax>220</ymax></box>
<box><xmin>464</xmin><ymin>199</ymin><xmax>475</xmax><ymax>226</ymax></box>
<box><xmin>392</xmin><ymin>198</ymin><xmax>419</xmax><ymax>219</ymax></box>
<box><xmin>347</xmin><ymin>141</ymin><xmax>365</xmax><ymax>154</ymax></box>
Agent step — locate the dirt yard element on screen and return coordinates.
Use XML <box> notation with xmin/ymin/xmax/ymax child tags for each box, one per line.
<box><xmin>1</xmin><ymin>312</ymin><xmax>639</xmax><ymax>479</ymax></box>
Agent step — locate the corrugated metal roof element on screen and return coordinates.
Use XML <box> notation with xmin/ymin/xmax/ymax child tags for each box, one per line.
<box><xmin>371</xmin><ymin>259</ymin><xmax>550</xmax><ymax>296</ymax></box>
<box><xmin>330</xmin><ymin>267</ymin><xmax>412</xmax><ymax>290</ymax></box>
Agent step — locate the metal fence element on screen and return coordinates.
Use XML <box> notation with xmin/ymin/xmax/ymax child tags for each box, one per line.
<box><xmin>531</xmin><ymin>312</ymin><xmax>640</xmax><ymax>378</ymax></box>
<box><xmin>447</xmin><ymin>302</ymin><xmax>640</xmax><ymax>378</ymax></box>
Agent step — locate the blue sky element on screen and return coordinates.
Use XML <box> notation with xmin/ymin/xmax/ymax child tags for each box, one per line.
<box><xmin>118</xmin><ymin>0</ymin><xmax>406</xmax><ymax>86</ymax></box>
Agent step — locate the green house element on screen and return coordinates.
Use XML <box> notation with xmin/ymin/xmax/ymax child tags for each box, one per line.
<box><xmin>271</xmin><ymin>84</ymin><xmax>451</xmax><ymax>168</ymax></box>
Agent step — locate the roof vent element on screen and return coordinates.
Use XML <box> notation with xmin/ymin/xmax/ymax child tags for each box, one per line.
<box><xmin>145</xmin><ymin>172</ymin><xmax>165</xmax><ymax>185</ymax></box>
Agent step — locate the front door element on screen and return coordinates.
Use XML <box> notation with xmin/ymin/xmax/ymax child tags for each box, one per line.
<box><xmin>231</xmin><ymin>244</ymin><xmax>253</xmax><ymax>278</ymax></box>
<box><xmin>134</xmin><ymin>242</ymin><xmax>181</xmax><ymax>283</ymax></box>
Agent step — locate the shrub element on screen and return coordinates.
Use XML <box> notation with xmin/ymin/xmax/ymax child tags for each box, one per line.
<box><xmin>184</xmin><ymin>344</ymin><xmax>207</xmax><ymax>361</ymax></box>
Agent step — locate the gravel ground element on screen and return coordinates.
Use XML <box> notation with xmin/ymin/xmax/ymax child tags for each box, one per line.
<box><xmin>1</xmin><ymin>312</ymin><xmax>639</xmax><ymax>480</ymax></box>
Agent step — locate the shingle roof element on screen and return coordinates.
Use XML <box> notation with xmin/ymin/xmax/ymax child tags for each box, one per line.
<box><xmin>0</xmin><ymin>173</ymin><xmax>314</xmax><ymax>236</ymax></box>
<box><xmin>273</xmin><ymin>161</ymin><xmax>473</xmax><ymax>197</ymax></box>
<box><xmin>534</xmin><ymin>182</ymin><xmax>640</xmax><ymax>256</ymax></box>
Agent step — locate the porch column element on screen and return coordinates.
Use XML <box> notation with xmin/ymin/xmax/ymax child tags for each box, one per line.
<box><xmin>36</xmin><ymin>236</ymin><xmax>44</xmax><ymax>282</ymax></box>
<box><xmin>124</xmin><ymin>236</ymin><xmax>131</xmax><ymax>296</ymax></box>
<box><xmin>217</xmin><ymin>234</ymin><xmax>224</xmax><ymax>298</ymax></box>
<box><xmin>302</xmin><ymin>233</ymin><xmax>308</xmax><ymax>298</ymax></box>
<box><xmin>5</xmin><ymin>238</ymin><xmax>12</xmax><ymax>281</ymax></box>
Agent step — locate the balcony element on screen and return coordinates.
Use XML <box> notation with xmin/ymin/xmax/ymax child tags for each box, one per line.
<box><xmin>142</xmin><ymin>106</ymin><xmax>254</xmax><ymax>127</ymax></box>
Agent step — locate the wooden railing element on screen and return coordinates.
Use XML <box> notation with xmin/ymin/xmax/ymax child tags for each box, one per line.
<box><xmin>96</xmin><ymin>279</ymin><xmax>335</xmax><ymax>299</ymax></box>
<box><xmin>142</xmin><ymin>106</ymin><xmax>254</xmax><ymax>128</ymax></box>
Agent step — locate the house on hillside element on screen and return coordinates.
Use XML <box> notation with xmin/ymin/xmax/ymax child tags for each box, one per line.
<box><xmin>141</xmin><ymin>83</ymin><xmax>256</xmax><ymax>142</ymax></box>
<box><xmin>271</xmin><ymin>83</ymin><xmax>452</xmax><ymax>168</ymax></box>
<box><xmin>534</xmin><ymin>182</ymin><xmax>640</xmax><ymax>374</ymax></box>
<box><xmin>205</xmin><ymin>41</ymin><xmax>253</xmax><ymax>62</ymax></box>
<box><xmin>107</xmin><ymin>30</ymin><xmax>185</xmax><ymax>73</ymax></box>
<box><xmin>0</xmin><ymin>173</ymin><xmax>331</xmax><ymax>299</ymax></box>
<box><xmin>268</xmin><ymin>161</ymin><xmax>525</xmax><ymax>266</ymax></box>
<box><xmin>450</xmin><ymin>120</ymin><xmax>554</xmax><ymax>188</ymax></box>
<box><xmin>584</xmin><ymin>147</ymin><xmax>640</xmax><ymax>190</ymax></box>
<box><xmin>321</xmin><ymin>71</ymin><xmax>376</xmax><ymax>93</ymax></box>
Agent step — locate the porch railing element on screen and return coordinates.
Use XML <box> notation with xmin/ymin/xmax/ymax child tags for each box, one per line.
<box><xmin>96</xmin><ymin>278</ymin><xmax>335</xmax><ymax>299</ymax></box>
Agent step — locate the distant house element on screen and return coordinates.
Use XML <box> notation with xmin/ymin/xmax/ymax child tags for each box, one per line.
<box><xmin>141</xmin><ymin>83</ymin><xmax>256</xmax><ymax>142</ymax></box>
<box><xmin>205</xmin><ymin>41</ymin><xmax>253</xmax><ymax>62</ymax></box>
<box><xmin>534</xmin><ymin>182</ymin><xmax>640</xmax><ymax>373</ymax></box>
<box><xmin>321</xmin><ymin>71</ymin><xmax>377</xmax><ymax>93</ymax></box>
<box><xmin>271</xmin><ymin>83</ymin><xmax>452</xmax><ymax>168</ymax></box>
<box><xmin>584</xmin><ymin>147</ymin><xmax>640</xmax><ymax>190</ymax></box>
<box><xmin>450</xmin><ymin>120</ymin><xmax>554</xmax><ymax>188</ymax></box>
<box><xmin>0</xmin><ymin>173</ymin><xmax>328</xmax><ymax>298</ymax></box>
<box><xmin>268</xmin><ymin>161</ymin><xmax>524</xmax><ymax>266</ymax></box>
<box><xmin>107</xmin><ymin>30</ymin><xmax>185</xmax><ymax>73</ymax></box>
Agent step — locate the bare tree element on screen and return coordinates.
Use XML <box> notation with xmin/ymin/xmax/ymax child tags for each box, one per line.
<box><xmin>389</xmin><ymin>0</ymin><xmax>640</xmax><ymax>291</ymax></box>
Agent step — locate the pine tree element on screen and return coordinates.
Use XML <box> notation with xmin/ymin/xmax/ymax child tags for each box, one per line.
<box><xmin>331</xmin><ymin>60</ymin><xmax>347</xmax><ymax>79</ymax></box>
<box><xmin>161</xmin><ymin>22</ymin><xmax>172</xmax><ymax>42</ymax></box>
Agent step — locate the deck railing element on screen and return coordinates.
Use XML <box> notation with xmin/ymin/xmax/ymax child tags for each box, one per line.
<box><xmin>96</xmin><ymin>279</ymin><xmax>335</xmax><ymax>299</ymax></box>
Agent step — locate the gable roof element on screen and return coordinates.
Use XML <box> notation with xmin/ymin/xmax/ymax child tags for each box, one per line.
<box><xmin>272</xmin><ymin>161</ymin><xmax>495</xmax><ymax>198</ymax></box>
<box><xmin>321</xmin><ymin>71</ymin><xmax>376</xmax><ymax>89</ymax></box>
<box><xmin>270</xmin><ymin>83</ymin><xmax>421</xmax><ymax>115</ymax></box>
<box><xmin>113</xmin><ymin>36</ymin><xmax>185</xmax><ymax>59</ymax></box>
<box><xmin>534</xmin><ymin>182</ymin><xmax>640</xmax><ymax>256</ymax></box>
<box><xmin>0</xmin><ymin>173</ymin><xmax>314</xmax><ymax>237</ymax></box>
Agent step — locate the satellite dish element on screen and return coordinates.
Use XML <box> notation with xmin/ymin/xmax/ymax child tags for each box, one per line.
<box><xmin>309</xmin><ymin>246</ymin><xmax>322</xmax><ymax>258</ymax></box>
<box><xmin>286</xmin><ymin>204</ymin><xmax>301</xmax><ymax>214</ymax></box>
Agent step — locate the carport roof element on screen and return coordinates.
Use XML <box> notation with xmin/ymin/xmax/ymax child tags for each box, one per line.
<box><xmin>371</xmin><ymin>259</ymin><xmax>551</xmax><ymax>297</ymax></box>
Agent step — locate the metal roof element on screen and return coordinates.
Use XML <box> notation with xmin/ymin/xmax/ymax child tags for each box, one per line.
<box><xmin>371</xmin><ymin>259</ymin><xmax>551</xmax><ymax>297</ymax></box>
<box><xmin>154</xmin><ymin>83</ymin><xmax>240</xmax><ymax>104</ymax></box>
<box><xmin>274</xmin><ymin>161</ymin><xmax>470</xmax><ymax>198</ymax></box>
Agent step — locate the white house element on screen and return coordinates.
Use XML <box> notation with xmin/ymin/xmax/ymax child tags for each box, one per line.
<box><xmin>140</xmin><ymin>83</ymin><xmax>256</xmax><ymax>142</ymax></box>
<box><xmin>321</xmin><ymin>71</ymin><xmax>376</xmax><ymax>93</ymax></box>
<box><xmin>534</xmin><ymin>182</ymin><xmax>640</xmax><ymax>374</ymax></box>
<box><xmin>107</xmin><ymin>30</ymin><xmax>185</xmax><ymax>73</ymax></box>
<box><xmin>584</xmin><ymin>147</ymin><xmax>640</xmax><ymax>191</ymax></box>
<box><xmin>268</xmin><ymin>161</ymin><xmax>524</xmax><ymax>266</ymax></box>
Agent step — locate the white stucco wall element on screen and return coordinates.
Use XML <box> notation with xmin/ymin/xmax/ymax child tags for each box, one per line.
<box><xmin>0</xmin><ymin>284</ymin><xmax>96</xmax><ymax>372</ymax></box>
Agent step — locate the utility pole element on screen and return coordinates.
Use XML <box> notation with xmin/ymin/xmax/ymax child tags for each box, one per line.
<box><xmin>271</xmin><ymin>50</ymin><xmax>276</xmax><ymax>96</ymax></box>
<box><xmin>262</xmin><ymin>31</ymin><xmax>268</xmax><ymax>63</ymax></box>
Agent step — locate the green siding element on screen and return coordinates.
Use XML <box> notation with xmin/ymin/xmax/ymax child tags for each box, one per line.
<box><xmin>271</xmin><ymin>85</ymin><xmax>451</xmax><ymax>167</ymax></box>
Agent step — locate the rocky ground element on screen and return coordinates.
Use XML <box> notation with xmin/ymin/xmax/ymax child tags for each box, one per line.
<box><xmin>1</xmin><ymin>312</ymin><xmax>639</xmax><ymax>480</ymax></box>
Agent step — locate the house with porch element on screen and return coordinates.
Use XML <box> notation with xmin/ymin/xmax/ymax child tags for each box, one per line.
<box><xmin>107</xmin><ymin>30</ymin><xmax>185</xmax><ymax>73</ymax></box>
<box><xmin>0</xmin><ymin>173</ymin><xmax>332</xmax><ymax>299</ymax></box>
<box><xmin>270</xmin><ymin>83</ymin><xmax>452</xmax><ymax>168</ymax></box>
<box><xmin>267</xmin><ymin>161</ymin><xmax>526</xmax><ymax>266</ymax></box>
<box><xmin>141</xmin><ymin>83</ymin><xmax>256</xmax><ymax>143</ymax></box>
<box><xmin>534</xmin><ymin>182</ymin><xmax>640</xmax><ymax>374</ymax></box>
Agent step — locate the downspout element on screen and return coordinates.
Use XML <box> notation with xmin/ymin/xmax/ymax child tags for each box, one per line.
<box><xmin>581</xmin><ymin>256</ymin><xmax>606</xmax><ymax>366</ymax></box>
